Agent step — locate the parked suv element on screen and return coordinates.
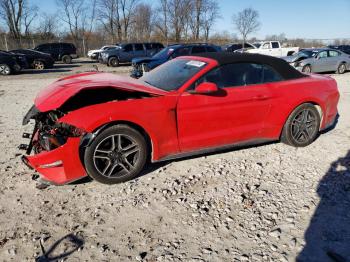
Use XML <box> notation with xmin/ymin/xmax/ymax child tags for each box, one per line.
<box><xmin>34</xmin><ymin>42</ymin><xmax>78</xmax><ymax>64</ymax></box>
<box><xmin>0</xmin><ymin>51</ymin><xmax>22</xmax><ymax>75</ymax></box>
<box><xmin>328</xmin><ymin>45</ymin><xmax>350</xmax><ymax>55</ymax></box>
<box><xmin>130</xmin><ymin>43</ymin><xmax>221</xmax><ymax>78</ymax></box>
<box><xmin>10</xmin><ymin>49</ymin><xmax>54</xmax><ymax>69</ymax></box>
<box><xmin>99</xmin><ymin>42</ymin><xmax>164</xmax><ymax>67</ymax></box>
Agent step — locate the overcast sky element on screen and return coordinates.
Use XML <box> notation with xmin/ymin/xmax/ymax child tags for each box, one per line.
<box><xmin>33</xmin><ymin>0</ymin><xmax>350</xmax><ymax>39</ymax></box>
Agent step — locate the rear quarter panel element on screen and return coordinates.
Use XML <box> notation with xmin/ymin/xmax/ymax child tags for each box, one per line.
<box><xmin>262</xmin><ymin>75</ymin><xmax>339</xmax><ymax>138</ymax></box>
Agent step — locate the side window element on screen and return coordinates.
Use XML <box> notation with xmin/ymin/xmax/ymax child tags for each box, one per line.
<box><xmin>206</xmin><ymin>46</ymin><xmax>217</xmax><ymax>52</ymax></box>
<box><xmin>172</xmin><ymin>47</ymin><xmax>190</xmax><ymax>57</ymax></box>
<box><xmin>318</xmin><ymin>51</ymin><xmax>328</xmax><ymax>58</ymax></box>
<box><xmin>329</xmin><ymin>50</ymin><xmax>340</xmax><ymax>57</ymax></box>
<box><xmin>37</xmin><ymin>44</ymin><xmax>51</xmax><ymax>52</ymax></box>
<box><xmin>145</xmin><ymin>43</ymin><xmax>152</xmax><ymax>50</ymax></box>
<box><xmin>134</xmin><ymin>44</ymin><xmax>144</xmax><ymax>51</ymax></box>
<box><xmin>191</xmin><ymin>46</ymin><xmax>206</xmax><ymax>54</ymax></box>
<box><xmin>271</xmin><ymin>42</ymin><xmax>279</xmax><ymax>48</ymax></box>
<box><xmin>262</xmin><ymin>43</ymin><xmax>271</xmax><ymax>49</ymax></box>
<box><xmin>195</xmin><ymin>63</ymin><xmax>263</xmax><ymax>89</ymax></box>
<box><xmin>262</xmin><ymin>65</ymin><xmax>283</xmax><ymax>83</ymax></box>
<box><xmin>123</xmin><ymin>44</ymin><xmax>133</xmax><ymax>52</ymax></box>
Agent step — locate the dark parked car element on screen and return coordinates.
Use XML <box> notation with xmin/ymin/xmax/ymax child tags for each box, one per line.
<box><xmin>223</xmin><ymin>43</ymin><xmax>255</xmax><ymax>52</ymax></box>
<box><xmin>10</xmin><ymin>49</ymin><xmax>54</xmax><ymax>69</ymax></box>
<box><xmin>130</xmin><ymin>43</ymin><xmax>221</xmax><ymax>78</ymax></box>
<box><xmin>0</xmin><ymin>50</ymin><xmax>28</xmax><ymax>73</ymax></box>
<box><xmin>34</xmin><ymin>43</ymin><xmax>78</xmax><ymax>64</ymax></box>
<box><xmin>328</xmin><ymin>45</ymin><xmax>350</xmax><ymax>55</ymax></box>
<box><xmin>0</xmin><ymin>51</ymin><xmax>22</xmax><ymax>75</ymax></box>
<box><xmin>99</xmin><ymin>42</ymin><xmax>164</xmax><ymax>67</ymax></box>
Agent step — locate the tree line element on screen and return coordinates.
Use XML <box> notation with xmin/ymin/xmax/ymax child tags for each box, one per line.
<box><xmin>0</xmin><ymin>0</ymin><xmax>347</xmax><ymax>53</ymax></box>
<box><xmin>0</xmin><ymin>0</ymin><xmax>221</xmax><ymax>51</ymax></box>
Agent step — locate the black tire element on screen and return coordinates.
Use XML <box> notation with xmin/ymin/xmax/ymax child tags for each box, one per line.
<box><xmin>33</xmin><ymin>60</ymin><xmax>45</xmax><ymax>70</ymax></box>
<box><xmin>281</xmin><ymin>103</ymin><xmax>321</xmax><ymax>147</ymax></box>
<box><xmin>84</xmin><ymin>125</ymin><xmax>148</xmax><ymax>184</ymax></box>
<box><xmin>108</xmin><ymin>57</ymin><xmax>119</xmax><ymax>67</ymax></box>
<box><xmin>337</xmin><ymin>63</ymin><xmax>346</xmax><ymax>74</ymax></box>
<box><xmin>0</xmin><ymin>64</ymin><xmax>11</xmax><ymax>75</ymax></box>
<box><xmin>302</xmin><ymin>65</ymin><xmax>312</xmax><ymax>74</ymax></box>
<box><xmin>62</xmin><ymin>55</ymin><xmax>72</xmax><ymax>64</ymax></box>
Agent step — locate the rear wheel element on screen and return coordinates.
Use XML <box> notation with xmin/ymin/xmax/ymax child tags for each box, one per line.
<box><xmin>33</xmin><ymin>60</ymin><xmax>45</xmax><ymax>70</ymax></box>
<box><xmin>84</xmin><ymin>125</ymin><xmax>148</xmax><ymax>184</ymax></box>
<box><xmin>62</xmin><ymin>55</ymin><xmax>72</xmax><ymax>64</ymax></box>
<box><xmin>108</xmin><ymin>57</ymin><xmax>119</xmax><ymax>67</ymax></box>
<box><xmin>302</xmin><ymin>65</ymin><xmax>312</xmax><ymax>73</ymax></box>
<box><xmin>0</xmin><ymin>64</ymin><xmax>11</xmax><ymax>75</ymax></box>
<box><xmin>337</xmin><ymin>63</ymin><xmax>346</xmax><ymax>74</ymax></box>
<box><xmin>281</xmin><ymin>103</ymin><xmax>321</xmax><ymax>147</ymax></box>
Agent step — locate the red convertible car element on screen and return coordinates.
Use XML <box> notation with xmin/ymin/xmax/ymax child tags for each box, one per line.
<box><xmin>20</xmin><ymin>53</ymin><xmax>339</xmax><ymax>185</ymax></box>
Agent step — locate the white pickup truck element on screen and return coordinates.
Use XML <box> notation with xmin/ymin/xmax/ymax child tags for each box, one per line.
<box><xmin>246</xmin><ymin>41</ymin><xmax>299</xmax><ymax>57</ymax></box>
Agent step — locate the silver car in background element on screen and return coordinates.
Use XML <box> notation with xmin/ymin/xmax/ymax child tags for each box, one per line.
<box><xmin>282</xmin><ymin>48</ymin><xmax>350</xmax><ymax>74</ymax></box>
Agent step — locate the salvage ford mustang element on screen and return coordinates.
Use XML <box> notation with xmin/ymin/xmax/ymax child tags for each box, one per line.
<box><xmin>20</xmin><ymin>53</ymin><xmax>339</xmax><ymax>185</ymax></box>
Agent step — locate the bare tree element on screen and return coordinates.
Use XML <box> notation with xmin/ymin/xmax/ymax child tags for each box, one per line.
<box><xmin>56</xmin><ymin>0</ymin><xmax>97</xmax><ymax>54</ymax></box>
<box><xmin>0</xmin><ymin>0</ymin><xmax>24</xmax><ymax>40</ymax></box>
<box><xmin>37</xmin><ymin>13</ymin><xmax>58</xmax><ymax>39</ymax></box>
<box><xmin>233</xmin><ymin>7</ymin><xmax>260</xmax><ymax>47</ymax></box>
<box><xmin>155</xmin><ymin>0</ymin><xmax>169</xmax><ymax>44</ymax></box>
<box><xmin>201</xmin><ymin>0</ymin><xmax>219</xmax><ymax>41</ymax></box>
<box><xmin>119</xmin><ymin>0</ymin><xmax>139</xmax><ymax>40</ymax></box>
<box><xmin>97</xmin><ymin>0</ymin><xmax>121</xmax><ymax>43</ymax></box>
<box><xmin>132</xmin><ymin>3</ymin><xmax>153</xmax><ymax>41</ymax></box>
<box><xmin>23</xmin><ymin>3</ymin><xmax>38</xmax><ymax>36</ymax></box>
<box><xmin>167</xmin><ymin>0</ymin><xmax>192</xmax><ymax>42</ymax></box>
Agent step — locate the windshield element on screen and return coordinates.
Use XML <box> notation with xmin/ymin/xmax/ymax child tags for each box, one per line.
<box><xmin>140</xmin><ymin>59</ymin><xmax>207</xmax><ymax>91</ymax></box>
<box><xmin>152</xmin><ymin>47</ymin><xmax>175</xmax><ymax>59</ymax></box>
<box><xmin>253</xmin><ymin>42</ymin><xmax>261</xmax><ymax>48</ymax></box>
<box><xmin>299</xmin><ymin>50</ymin><xmax>319</xmax><ymax>58</ymax></box>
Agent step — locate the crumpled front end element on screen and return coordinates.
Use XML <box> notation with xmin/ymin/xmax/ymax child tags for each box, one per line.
<box><xmin>20</xmin><ymin>106</ymin><xmax>88</xmax><ymax>185</ymax></box>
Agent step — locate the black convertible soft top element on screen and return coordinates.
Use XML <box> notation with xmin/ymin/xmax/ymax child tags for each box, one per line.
<box><xmin>193</xmin><ymin>52</ymin><xmax>307</xmax><ymax>80</ymax></box>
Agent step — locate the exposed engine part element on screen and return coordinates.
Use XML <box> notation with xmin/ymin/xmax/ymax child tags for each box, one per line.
<box><xmin>22</xmin><ymin>109</ymin><xmax>86</xmax><ymax>154</ymax></box>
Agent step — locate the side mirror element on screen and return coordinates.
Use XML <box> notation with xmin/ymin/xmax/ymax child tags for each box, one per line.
<box><xmin>189</xmin><ymin>82</ymin><xmax>219</xmax><ymax>94</ymax></box>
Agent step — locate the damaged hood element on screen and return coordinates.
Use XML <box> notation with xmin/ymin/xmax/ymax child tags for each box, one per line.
<box><xmin>281</xmin><ymin>53</ymin><xmax>308</xmax><ymax>63</ymax></box>
<box><xmin>35</xmin><ymin>72</ymin><xmax>167</xmax><ymax>112</ymax></box>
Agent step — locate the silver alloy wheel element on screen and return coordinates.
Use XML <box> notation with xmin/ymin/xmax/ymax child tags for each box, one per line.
<box><xmin>303</xmin><ymin>65</ymin><xmax>311</xmax><ymax>73</ymax></box>
<box><xmin>0</xmin><ymin>64</ymin><xmax>10</xmax><ymax>75</ymax></box>
<box><xmin>291</xmin><ymin>109</ymin><xmax>318</xmax><ymax>143</ymax></box>
<box><xmin>93</xmin><ymin>134</ymin><xmax>140</xmax><ymax>178</ymax></box>
<box><xmin>34</xmin><ymin>61</ymin><xmax>45</xmax><ymax>70</ymax></box>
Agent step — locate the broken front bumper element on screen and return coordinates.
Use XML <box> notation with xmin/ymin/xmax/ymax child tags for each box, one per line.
<box><xmin>21</xmin><ymin>137</ymin><xmax>87</xmax><ymax>185</ymax></box>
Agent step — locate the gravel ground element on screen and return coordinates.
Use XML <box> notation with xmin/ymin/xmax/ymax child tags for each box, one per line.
<box><xmin>0</xmin><ymin>59</ymin><xmax>349</xmax><ymax>261</ymax></box>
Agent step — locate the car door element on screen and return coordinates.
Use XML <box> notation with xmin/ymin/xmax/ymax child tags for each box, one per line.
<box><xmin>313</xmin><ymin>51</ymin><xmax>329</xmax><ymax>72</ymax></box>
<box><xmin>119</xmin><ymin>44</ymin><xmax>134</xmax><ymax>62</ymax></box>
<box><xmin>328</xmin><ymin>50</ymin><xmax>342</xmax><ymax>71</ymax></box>
<box><xmin>133</xmin><ymin>43</ymin><xmax>146</xmax><ymax>58</ymax></box>
<box><xmin>271</xmin><ymin>41</ymin><xmax>281</xmax><ymax>56</ymax></box>
<box><xmin>176</xmin><ymin>63</ymin><xmax>273</xmax><ymax>152</ymax></box>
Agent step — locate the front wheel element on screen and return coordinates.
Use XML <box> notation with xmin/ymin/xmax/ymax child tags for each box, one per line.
<box><xmin>302</xmin><ymin>65</ymin><xmax>312</xmax><ymax>74</ymax></box>
<box><xmin>84</xmin><ymin>125</ymin><xmax>148</xmax><ymax>184</ymax></box>
<box><xmin>0</xmin><ymin>64</ymin><xmax>11</xmax><ymax>75</ymax></box>
<box><xmin>108</xmin><ymin>57</ymin><xmax>119</xmax><ymax>67</ymax></box>
<box><xmin>281</xmin><ymin>103</ymin><xmax>321</xmax><ymax>147</ymax></box>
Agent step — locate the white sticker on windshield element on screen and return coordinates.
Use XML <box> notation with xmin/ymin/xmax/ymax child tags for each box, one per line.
<box><xmin>186</xmin><ymin>60</ymin><xmax>206</xmax><ymax>67</ymax></box>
